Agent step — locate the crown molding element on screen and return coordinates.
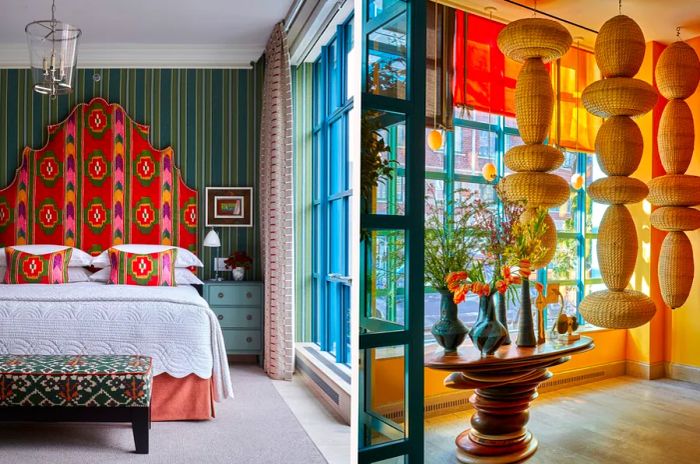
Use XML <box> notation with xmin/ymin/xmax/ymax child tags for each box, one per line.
<box><xmin>0</xmin><ymin>43</ymin><xmax>263</xmax><ymax>69</ymax></box>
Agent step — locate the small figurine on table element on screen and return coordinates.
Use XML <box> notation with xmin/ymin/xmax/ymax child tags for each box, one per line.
<box><xmin>551</xmin><ymin>289</ymin><xmax>580</xmax><ymax>342</ymax></box>
<box><xmin>534</xmin><ymin>282</ymin><xmax>561</xmax><ymax>344</ymax></box>
<box><xmin>556</xmin><ymin>313</ymin><xmax>580</xmax><ymax>342</ymax></box>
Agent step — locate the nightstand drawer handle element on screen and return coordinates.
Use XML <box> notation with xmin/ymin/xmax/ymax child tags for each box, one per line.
<box><xmin>218</xmin><ymin>292</ymin><xmax>224</xmax><ymax>298</ymax></box>
<box><xmin>246</xmin><ymin>314</ymin><xmax>253</xmax><ymax>321</ymax></box>
<box><xmin>217</xmin><ymin>314</ymin><xmax>224</xmax><ymax>321</ymax></box>
<box><xmin>246</xmin><ymin>337</ymin><xmax>253</xmax><ymax>343</ymax></box>
<box><xmin>246</xmin><ymin>292</ymin><xmax>253</xmax><ymax>299</ymax></box>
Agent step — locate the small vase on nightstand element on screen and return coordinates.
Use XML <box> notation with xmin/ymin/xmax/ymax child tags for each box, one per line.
<box><xmin>232</xmin><ymin>267</ymin><xmax>245</xmax><ymax>281</ymax></box>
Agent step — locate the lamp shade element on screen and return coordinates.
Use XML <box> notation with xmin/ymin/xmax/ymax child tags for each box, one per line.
<box><xmin>203</xmin><ymin>229</ymin><xmax>221</xmax><ymax>248</ymax></box>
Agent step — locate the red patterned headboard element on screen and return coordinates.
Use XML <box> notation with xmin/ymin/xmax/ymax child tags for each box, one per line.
<box><xmin>0</xmin><ymin>98</ymin><xmax>198</xmax><ymax>255</ymax></box>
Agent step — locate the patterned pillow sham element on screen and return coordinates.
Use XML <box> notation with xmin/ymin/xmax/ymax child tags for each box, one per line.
<box><xmin>3</xmin><ymin>246</ymin><xmax>73</xmax><ymax>284</ymax></box>
<box><xmin>0</xmin><ymin>245</ymin><xmax>92</xmax><ymax>267</ymax></box>
<box><xmin>92</xmin><ymin>244</ymin><xmax>202</xmax><ymax>269</ymax></box>
<box><xmin>107</xmin><ymin>248</ymin><xmax>177</xmax><ymax>286</ymax></box>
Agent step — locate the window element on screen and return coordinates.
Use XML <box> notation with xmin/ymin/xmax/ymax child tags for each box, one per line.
<box><xmin>311</xmin><ymin>17</ymin><xmax>353</xmax><ymax>365</ymax></box>
<box><xmin>374</xmin><ymin>108</ymin><xmax>601</xmax><ymax>337</ymax></box>
<box><xmin>424</xmin><ymin>110</ymin><xmax>602</xmax><ymax>334</ymax></box>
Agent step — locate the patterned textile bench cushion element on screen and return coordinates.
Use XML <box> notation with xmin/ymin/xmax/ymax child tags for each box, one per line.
<box><xmin>0</xmin><ymin>355</ymin><xmax>152</xmax><ymax>408</ymax></box>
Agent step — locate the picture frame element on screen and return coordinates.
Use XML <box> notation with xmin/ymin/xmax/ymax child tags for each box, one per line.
<box><xmin>205</xmin><ymin>187</ymin><xmax>253</xmax><ymax>227</ymax></box>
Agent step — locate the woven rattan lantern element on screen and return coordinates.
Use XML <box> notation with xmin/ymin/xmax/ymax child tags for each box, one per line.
<box><xmin>579</xmin><ymin>14</ymin><xmax>657</xmax><ymax>328</ymax></box>
<box><xmin>497</xmin><ymin>17</ymin><xmax>572</xmax><ymax>269</ymax></box>
<box><xmin>648</xmin><ymin>38</ymin><xmax>700</xmax><ymax>309</ymax></box>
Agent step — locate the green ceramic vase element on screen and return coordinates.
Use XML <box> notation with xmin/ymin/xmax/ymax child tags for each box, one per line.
<box><xmin>431</xmin><ymin>288</ymin><xmax>468</xmax><ymax>353</ymax></box>
<box><xmin>470</xmin><ymin>292</ymin><xmax>508</xmax><ymax>357</ymax></box>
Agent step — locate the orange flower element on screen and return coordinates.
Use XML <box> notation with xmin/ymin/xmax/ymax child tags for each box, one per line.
<box><xmin>445</xmin><ymin>271</ymin><xmax>468</xmax><ymax>292</ymax></box>
<box><xmin>481</xmin><ymin>284</ymin><xmax>491</xmax><ymax>297</ymax></box>
<box><xmin>510</xmin><ymin>275</ymin><xmax>522</xmax><ymax>285</ymax></box>
<box><xmin>502</xmin><ymin>265</ymin><xmax>512</xmax><ymax>280</ymax></box>
<box><xmin>519</xmin><ymin>259</ymin><xmax>532</xmax><ymax>278</ymax></box>
<box><xmin>471</xmin><ymin>282</ymin><xmax>483</xmax><ymax>296</ymax></box>
<box><xmin>495</xmin><ymin>280</ymin><xmax>508</xmax><ymax>294</ymax></box>
<box><xmin>453</xmin><ymin>284</ymin><xmax>469</xmax><ymax>304</ymax></box>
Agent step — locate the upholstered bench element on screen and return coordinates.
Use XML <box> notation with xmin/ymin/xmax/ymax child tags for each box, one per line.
<box><xmin>0</xmin><ymin>354</ymin><xmax>152</xmax><ymax>454</ymax></box>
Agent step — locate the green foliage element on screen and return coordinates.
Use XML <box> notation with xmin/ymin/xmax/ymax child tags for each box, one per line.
<box><xmin>550</xmin><ymin>238</ymin><xmax>578</xmax><ymax>280</ymax></box>
<box><xmin>503</xmin><ymin>207</ymin><xmax>550</xmax><ymax>266</ymax></box>
<box><xmin>424</xmin><ymin>187</ymin><xmax>490</xmax><ymax>291</ymax></box>
<box><xmin>361</xmin><ymin>111</ymin><xmax>395</xmax><ymax>205</ymax></box>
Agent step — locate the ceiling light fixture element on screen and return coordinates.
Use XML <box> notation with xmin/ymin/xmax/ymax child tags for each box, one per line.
<box><xmin>25</xmin><ymin>0</ymin><xmax>81</xmax><ymax>98</ymax></box>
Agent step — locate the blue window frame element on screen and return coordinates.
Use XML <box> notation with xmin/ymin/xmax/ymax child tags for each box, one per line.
<box><xmin>421</xmin><ymin>110</ymin><xmax>603</xmax><ymax>332</ymax></box>
<box><xmin>312</xmin><ymin>16</ymin><xmax>354</xmax><ymax>365</ymax></box>
<box><xmin>374</xmin><ymin>109</ymin><xmax>604</xmax><ymax>335</ymax></box>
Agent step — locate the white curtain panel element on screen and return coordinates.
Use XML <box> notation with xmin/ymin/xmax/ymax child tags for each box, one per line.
<box><xmin>259</xmin><ymin>22</ymin><xmax>295</xmax><ymax>381</ymax></box>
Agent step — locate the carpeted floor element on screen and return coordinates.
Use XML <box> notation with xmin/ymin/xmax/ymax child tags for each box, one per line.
<box><xmin>0</xmin><ymin>365</ymin><xmax>327</xmax><ymax>464</ymax></box>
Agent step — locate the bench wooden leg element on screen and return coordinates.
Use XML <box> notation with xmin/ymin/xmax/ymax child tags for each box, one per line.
<box><xmin>131</xmin><ymin>408</ymin><xmax>150</xmax><ymax>454</ymax></box>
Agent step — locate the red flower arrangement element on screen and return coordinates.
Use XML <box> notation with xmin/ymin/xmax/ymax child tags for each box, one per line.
<box><xmin>224</xmin><ymin>251</ymin><xmax>253</xmax><ymax>270</ymax></box>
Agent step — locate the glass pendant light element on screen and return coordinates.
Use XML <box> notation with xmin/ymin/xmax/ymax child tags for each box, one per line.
<box><xmin>25</xmin><ymin>0</ymin><xmax>81</xmax><ymax>98</ymax></box>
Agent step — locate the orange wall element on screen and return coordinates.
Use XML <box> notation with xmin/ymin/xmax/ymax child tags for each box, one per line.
<box><xmin>626</xmin><ymin>41</ymin><xmax>669</xmax><ymax>366</ymax></box>
<box><xmin>667</xmin><ymin>36</ymin><xmax>700</xmax><ymax>368</ymax></box>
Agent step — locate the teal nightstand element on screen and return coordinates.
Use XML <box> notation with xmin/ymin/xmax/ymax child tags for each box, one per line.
<box><xmin>204</xmin><ymin>281</ymin><xmax>263</xmax><ymax>365</ymax></box>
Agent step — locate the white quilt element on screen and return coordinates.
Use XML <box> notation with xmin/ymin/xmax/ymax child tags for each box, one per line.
<box><xmin>0</xmin><ymin>282</ymin><xmax>233</xmax><ymax>402</ymax></box>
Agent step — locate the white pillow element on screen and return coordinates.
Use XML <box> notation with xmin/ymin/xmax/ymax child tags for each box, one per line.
<box><xmin>90</xmin><ymin>244</ymin><xmax>203</xmax><ymax>269</ymax></box>
<box><xmin>68</xmin><ymin>267</ymin><xmax>92</xmax><ymax>283</ymax></box>
<box><xmin>0</xmin><ymin>267</ymin><xmax>91</xmax><ymax>283</ymax></box>
<box><xmin>89</xmin><ymin>266</ymin><xmax>204</xmax><ymax>285</ymax></box>
<box><xmin>0</xmin><ymin>245</ymin><xmax>92</xmax><ymax>267</ymax></box>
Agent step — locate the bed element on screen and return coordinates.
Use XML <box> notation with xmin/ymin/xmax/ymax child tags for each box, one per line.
<box><xmin>0</xmin><ymin>98</ymin><xmax>232</xmax><ymax>421</ymax></box>
<box><xmin>0</xmin><ymin>282</ymin><xmax>233</xmax><ymax>420</ymax></box>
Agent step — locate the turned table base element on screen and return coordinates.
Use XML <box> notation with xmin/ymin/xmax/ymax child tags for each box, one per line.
<box><xmin>426</xmin><ymin>338</ymin><xmax>594</xmax><ymax>464</ymax></box>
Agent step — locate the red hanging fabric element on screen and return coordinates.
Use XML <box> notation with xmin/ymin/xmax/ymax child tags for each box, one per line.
<box><xmin>453</xmin><ymin>11</ymin><xmax>520</xmax><ymax>117</ymax></box>
<box><xmin>452</xmin><ymin>10</ymin><xmax>467</xmax><ymax>109</ymax></box>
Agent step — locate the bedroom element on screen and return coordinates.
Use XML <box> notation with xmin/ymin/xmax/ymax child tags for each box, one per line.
<box><xmin>0</xmin><ymin>0</ymin><xmax>352</xmax><ymax>463</ymax></box>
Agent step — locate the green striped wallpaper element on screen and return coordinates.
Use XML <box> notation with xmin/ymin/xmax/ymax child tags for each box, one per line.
<box><xmin>0</xmin><ymin>66</ymin><xmax>264</xmax><ymax>280</ymax></box>
<box><xmin>292</xmin><ymin>63</ymin><xmax>314</xmax><ymax>342</ymax></box>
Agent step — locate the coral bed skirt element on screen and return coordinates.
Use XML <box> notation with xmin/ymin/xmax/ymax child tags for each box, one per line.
<box><xmin>151</xmin><ymin>373</ymin><xmax>215</xmax><ymax>421</ymax></box>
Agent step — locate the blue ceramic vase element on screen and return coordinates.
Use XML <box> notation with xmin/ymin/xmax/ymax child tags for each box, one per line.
<box><xmin>496</xmin><ymin>291</ymin><xmax>512</xmax><ymax>345</ymax></box>
<box><xmin>470</xmin><ymin>292</ymin><xmax>508</xmax><ymax>357</ymax></box>
<box><xmin>431</xmin><ymin>288</ymin><xmax>468</xmax><ymax>353</ymax></box>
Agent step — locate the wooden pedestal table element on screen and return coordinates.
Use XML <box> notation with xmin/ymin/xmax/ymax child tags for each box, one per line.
<box><xmin>425</xmin><ymin>337</ymin><xmax>593</xmax><ymax>463</ymax></box>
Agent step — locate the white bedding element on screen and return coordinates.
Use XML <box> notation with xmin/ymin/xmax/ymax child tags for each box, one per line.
<box><xmin>0</xmin><ymin>282</ymin><xmax>233</xmax><ymax>402</ymax></box>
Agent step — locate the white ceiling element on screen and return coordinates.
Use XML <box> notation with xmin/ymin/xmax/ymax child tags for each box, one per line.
<box><xmin>0</xmin><ymin>0</ymin><xmax>295</xmax><ymax>67</ymax></box>
<box><xmin>445</xmin><ymin>0</ymin><xmax>700</xmax><ymax>50</ymax></box>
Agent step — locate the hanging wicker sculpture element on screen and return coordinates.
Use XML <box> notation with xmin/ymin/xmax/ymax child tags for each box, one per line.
<box><xmin>497</xmin><ymin>18</ymin><xmax>572</xmax><ymax>269</ymax></box>
<box><xmin>578</xmin><ymin>15</ymin><xmax>657</xmax><ymax>328</ymax></box>
<box><xmin>648</xmin><ymin>40</ymin><xmax>700</xmax><ymax>309</ymax></box>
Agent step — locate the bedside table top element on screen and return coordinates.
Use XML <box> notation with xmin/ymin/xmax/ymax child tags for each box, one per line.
<box><xmin>204</xmin><ymin>280</ymin><xmax>262</xmax><ymax>286</ymax></box>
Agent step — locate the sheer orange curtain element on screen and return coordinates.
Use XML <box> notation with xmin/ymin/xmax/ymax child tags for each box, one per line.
<box><xmin>550</xmin><ymin>46</ymin><xmax>601</xmax><ymax>152</ymax></box>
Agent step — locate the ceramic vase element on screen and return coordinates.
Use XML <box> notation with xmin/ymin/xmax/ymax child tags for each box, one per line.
<box><xmin>470</xmin><ymin>293</ymin><xmax>508</xmax><ymax>357</ymax></box>
<box><xmin>431</xmin><ymin>288</ymin><xmax>468</xmax><ymax>353</ymax></box>
<box><xmin>516</xmin><ymin>278</ymin><xmax>537</xmax><ymax>347</ymax></box>
<box><xmin>496</xmin><ymin>292</ymin><xmax>511</xmax><ymax>345</ymax></box>
<box><xmin>232</xmin><ymin>267</ymin><xmax>245</xmax><ymax>281</ymax></box>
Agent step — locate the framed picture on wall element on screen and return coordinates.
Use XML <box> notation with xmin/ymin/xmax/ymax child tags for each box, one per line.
<box><xmin>205</xmin><ymin>187</ymin><xmax>253</xmax><ymax>227</ymax></box>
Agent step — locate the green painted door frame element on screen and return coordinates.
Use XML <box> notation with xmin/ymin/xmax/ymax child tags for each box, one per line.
<box><xmin>359</xmin><ymin>0</ymin><xmax>426</xmax><ymax>462</ymax></box>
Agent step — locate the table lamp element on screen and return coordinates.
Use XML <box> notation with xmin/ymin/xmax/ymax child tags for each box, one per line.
<box><xmin>203</xmin><ymin>228</ymin><xmax>222</xmax><ymax>281</ymax></box>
